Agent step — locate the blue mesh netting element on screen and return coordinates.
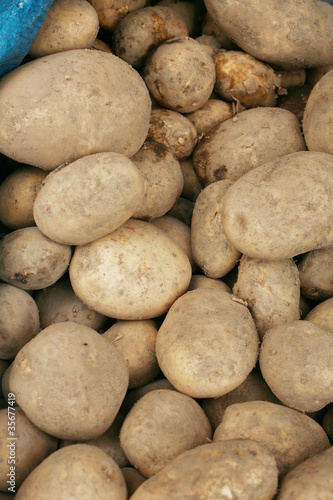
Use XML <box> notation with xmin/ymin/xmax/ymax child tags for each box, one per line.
<box><xmin>0</xmin><ymin>0</ymin><xmax>54</xmax><ymax>78</ymax></box>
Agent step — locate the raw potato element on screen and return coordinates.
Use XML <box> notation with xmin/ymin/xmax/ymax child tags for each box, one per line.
<box><xmin>103</xmin><ymin>320</ymin><xmax>160</xmax><ymax>389</ymax></box>
<box><xmin>195</xmin><ymin>34</ymin><xmax>221</xmax><ymax>58</ymax></box>
<box><xmin>156</xmin><ymin>0</ymin><xmax>201</xmax><ymax>37</ymax></box>
<box><xmin>298</xmin><ymin>247</ymin><xmax>333</xmax><ymax>301</ymax></box>
<box><xmin>69</xmin><ymin>219</ymin><xmax>192</xmax><ymax>320</ymax></box>
<box><xmin>277</xmin><ymin>446</ymin><xmax>333</xmax><ymax>500</ymax></box>
<box><xmin>0</xmin><ymin>408</ymin><xmax>57</xmax><ymax>491</ymax></box>
<box><xmin>0</xmin><ymin>284</ymin><xmax>40</xmax><ymax>359</ymax></box>
<box><xmin>213</xmin><ymin>401</ymin><xmax>330</xmax><ymax>477</ymax></box>
<box><xmin>187</xmin><ymin>274</ymin><xmax>231</xmax><ymax>293</ymax></box>
<box><xmin>0</xmin><ymin>227</ymin><xmax>72</xmax><ymax>290</ymax></box>
<box><xmin>185</xmin><ymin>99</ymin><xmax>233</xmax><ymax>136</ymax></box>
<box><xmin>9</xmin><ymin>322</ymin><xmax>129</xmax><ymax>440</ymax></box>
<box><xmin>15</xmin><ymin>444</ymin><xmax>127</xmax><ymax>500</ymax></box>
<box><xmin>34</xmin><ymin>279</ymin><xmax>106</xmax><ymax>331</ymax></box>
<box><xmin>305</xmin><ymin>297</ymin><xmax>333</xmax><ymax>332</ymax></box>
<box><xmin>122</xmin><ymin>468</ymin><xmax>146</xmax><ymax>497</ymax></box>
<box><xmin>144</xmin><ymin>36</ymin><xmax>216</xmax><ymax>113</ymax></box>
<box><xmin>120</xmin><ymin>389</ymin><xmax>212</xmax><ymax>477</ymax></box>
<box><xmin>120</xmin><ymin>378</ymin><xmax>176</xmax><ymax>415</ymax></box>
<box><xmin>222</xmin><ymin>151</ymin><xmax>333</xmax><ymax>260</ymax></box>
<box><xmin>0</xmin><ymin>49</ymin><xmax>151</xmax><ymax>170</ymax></box>
<box><xmin>191</xmin><ymin>180</ymin><xmax>241</xmax><ymax>278</ymax></box>
<box><xmin>192</xmin><ymin>107</ymin><xmax>306</xmax><ymax>184</ymax></box>
<box><xmin>202</xmin><ymin>369</ymin><xmax>280</xmax><ymax>430</ymax></box>
<box><xmin>29</xmin><ymin>0</ymin><xmax>99</xmax><ymax>57</ymax></box>
<box><xmin>131</xmin><ymin>141</ymin><xmax>184</xmax><ymax>220</ymax></box>
<box><xmin>214</xmin><ymin>50</ymin><xmax>281</xmax><ymax>108</ymax></box>
<box><xmin>147</xmin><ymin>109</ymin><xmax>198</xmax><ymax>160</ymax></box>
<box><xmin>113</xmin><ymin>6</ymin><xmax>188</xmax><ymax>67</ymax></box>
<box><xmin>33</xmin><ymin>152</ymin><xmax>145</xmax><ymax>245</ymax></box>
<box><xmin>303</xmin><ymin>68</ymin><xmax>333</xmax><ymax>155</ymax></box>
<box><xmin>204</xmin><ymin>0</ymin><xmax>333</xmax><ymax>69</ymax></box>
<box><xmin>156</xmin><ymin>288</ymin><xmax>259</xmax><ymax>398</ymax></box>
<box><xmin>201</xmin><ymin>13</ymin><xmax>234</xmax><ymax>49</ymax></box>
<box><xmin>87</xmin><ymin>0</ymin><xmax>148</xmax><ymax>30</ymax></box>
<box><xmin>179</xmin><ymin>159</ymin><xmax>203</xmax><ymax>201</ymax></box>
<box><xmin>166</xmin><ymin>197</ymin><xmax>194</xmax><ymax>226</ymax></box>
<box><xmin>277</xmin><ymin>69</ymin><xmax>306</xmax><ymax>88</ymax></box>
<box><xmin>259</xmin><ymin>320</ymin><xmax>333</xmax><ymax>413</ymax></box>
<box><xmin>232</xmin><ymin>256</ymin><xmax>300</xmax><ymax>339</ymax></box>
<box><xmin>131</xmin><ymin>439</ymin><xmax>278</xmax><ymax>500</ymax></box>
<box><xmin>0</xmin><ymin>167</ymin><xmax>47</xmax><ymax>229</ymax></box>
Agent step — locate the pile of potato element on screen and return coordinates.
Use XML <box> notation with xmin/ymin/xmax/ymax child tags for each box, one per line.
<box><xmin>0</xmin><ymin>0</ymin><xmax>333</xmax><ymax>498</ymax></box>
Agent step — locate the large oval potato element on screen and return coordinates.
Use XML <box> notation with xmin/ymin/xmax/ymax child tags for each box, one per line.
<box><xmin>0</xmin><ymin>49</ymin><xmax>151</xmax><ymax>170</ymax></box>
<box><xmin>222</xmin><ymin>151</ymin><xmax>333</xmax><ymax>260</ymax></box>
<box><xmin>69</xmin><ymin>219</ymin><xmax>192</xmax><ymax>320</ymax></box>
<box><xmin>33</xmin><ymin>152</ymin><xmax>144</xmax><ymax>245</ymax></box>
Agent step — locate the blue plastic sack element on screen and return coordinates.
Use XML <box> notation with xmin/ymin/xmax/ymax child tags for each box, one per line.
<box><xmin>0</xmin><ymin>0</ymin><xmax>54</xmax><ymax>78</ymax></box>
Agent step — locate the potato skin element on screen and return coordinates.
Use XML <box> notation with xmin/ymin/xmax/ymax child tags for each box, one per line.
<box><xmin>298</xmin><ymin>247</ymin><xmax>333</xmax><ymax>301</ymax></box>
<box><xmin>305</xmin><ymin>297</ymin><xmax>333</xmax><ymax>332</ymax></box>
<box><xmin>87</xmin><ymin>0</ymin><xmax>148</xmax><ymax>30</ymax></box>
<box><xmin>222</xmin><ymin>151</ymin><xmax>333</xmax><ymax>260</ymax></box>
<box><xmin>0</xmin><ymin>49</ymin><xmax>151</xmax><ymax>170</ymax></box>
<box><xmin>69</xmin><ymin>219</ymin><xmax>192</xmax><ymax>320</ymax></box>
<box><xmin>185</xmin><ymin>98</ymin><xmax>233</xmax><ymax>136</ymax></box>
<box><xmin>33</xmin><ymin>152</ymin><xmax>145</xmax><ymax>245</ymax></box>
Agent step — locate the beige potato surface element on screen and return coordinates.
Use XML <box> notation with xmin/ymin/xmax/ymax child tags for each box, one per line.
<box><xmin>156</xmin><ymin>288</ymin><xmax>259</xmax><ymax>398</ymax></box>
<box><xmin>131</xmin><ymin>439</ymin><xmax>278</xmax><ymax>500</ymax></box>
<box><xmin>0</xmin><ymin>227</ymin><xmax>71</xmax><ymax>290</ymax></box>
<box><xmin>120</xmin><ymin>378</ymin><xmax>176</xmax><ymax>415</ymax></box>
<box><xmin>29</xmin><ymin>0</ymin><xmax>99</xmax><ymax>58</ymax></box>
<box><xmin>166</xmin><ymin>196</ymin><xmax>194</xmax><ymax>226</ymax></box>
<box><xmin>179</xmin><ymin>158</ymin><xmax>203</xmax><ymax>201</ymax></box>
<box><xmin>9</xmin><ymin>322</ymin><xmax>129</xmax><ymax>440</ymax></box>
<box><xmin>87</xmin><ymin>0</ymin><xmax>148</xmax><ymax>30</ymax></box>
<box><xmin>0</xmin><ymin>49</ymin><xmax>151</xmax><ymax>170</ymax></box>
<box><xmin>0</xmin><ymin>167</ymin><xmax>47</xmax><ymax>229</ymax></box>
<box><xmin>69</xmin><ymin>219</ymin><xmax>192</xmax><ymax>320</ymax></box>
<box><xmin>214</xmin><ymin>401</ymin><xmax>330</xmax><ymax>477</ymax></box>
<box><xmin>298</xmin><ymin>247</ymin><xmax>333</xmax><ymax>301</ymax></box>
<box><xmin>120</xmin><ymin>389</ymin><xmax>212</xmax><ymax>477</ymax></box>
<box><xmin>259</xmin><ymin>320</ymin><xmax>333</xmax><ymax>412</ymax></box>
<box><xmin>15</xmin><ymin>444</ymin><xmax>127</xmax><ymax>500</ymax></box>
<box><xmin>222</xmin><ymin>151</ymin><xmax>333</xmax><ymax>260</ymax></box>
<box><xmin>33</xmin><ymin>152</ymin><xmax>144</xmax><ymax>245</ymax></box>
<box><xmin>201</xmin><ymin>13</ymin><xmax>234</xmax><ymax>49</ymax></box>
<box><xmin>305</xmin><ymin>297</ymin><xmax>333</xmax><ymax>332</ymax></box>
<box><xmin>185</xmin><ymin>99</ymin><xmax>233</xmax><ymax>136</ymax></box>
<box><xmin>191</xmin><ymin>179</ymin><xmax>241</xmax><ymax>278</ymax></box>
<box><xmin>195</xmin><ymin>34</ymin><xmax>222</xmax><ymax>58</ymax></box>
<box><xmin>187</xmin><ymin>274</ymin><xmax>231</xmax><ymax>293</ymax></box>
<box><xmin>193</xmin><ymin>107</ymin><xmax>305</xmax><ymax>184</ymax></box>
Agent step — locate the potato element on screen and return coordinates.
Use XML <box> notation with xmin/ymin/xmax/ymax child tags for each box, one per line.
<box><xmin>179</xmin><ymin>158</ymin><xmax>203</xmax><ymax>201</ymax></box>
<box><xmin>34</xmin><ymin>279</ymin><xmax>106</xmax><ymax>331</ymax></box>
<box><xmin>322</xmin><ymin>406</ymin><xmax>333</xmax><ymax>440</ymax></box>
<box><xmin>307</xmin><ymin>64</ymin><xmax>333</xmax><ymax>87</ymax></box>
<box><xmin>0</xmin><ymin>167</ymin><xmax>47</xmax><ymax>229</ymax></box>
<box><xmin>0</xmin><ymin>49</ymin><xmax>151</xmax><ymax>170</ymax></box>
<box><xmin>15</xmin><ymin>444</ymin><xmax>127</xmax><ymax>499</ymax></box>
<box><xmin>144</xmin><ymin>36</ymin><xmax>216</xmax><ymax>113</ymax></box>
<box><xmin>120</xmin><ymin>389</ymin><xmax>212</xmax><ymax>477</ymax></box>
<box><xmin>69</xmin><ymin>219</ymin><xmax>192</xmax><ymax>320</ymax></box>
<box><xmin>303</xmin><ymin>68</ymin><xmax>333</xmax><ymax>154</ymax></box>
<box><xmin>202</xmin><ymin>369</ymin><xmax>280</xmax><ymax>430</ymax></box>
<box><xmin>166</xmin><ymin>196</ymin><xmax>194</xmax><ymax>226</ymax></box>
<box><xmin>222</xmin><ymin>151</ymin><xmax>333</xmax><ymax>260</ymax></box>
<box><xmin>277</xmin><ymin>446</ymin><xmax>333</xmax><ymax>500</ymax></box>
<box><xmin>0</xmin><ymin>361</ymin><xmax>9</xmax><ymax>399</ymax></box>
<box><xmin>120</xmin><ymin>378</ymin><xmax>176</xmax><ymax>415</ymax></box>
<box><xmin>192</xmin><ymin>107</ymin><xmax>306</xmax><ymax>184</ymax></box>
<box><xmin>33</xmin><ymin>152</ymin><xmax>144</xmax><ymax>245</ymax></box>
<box><xmin>185</xmin><ymin>99</ymin><xmax>233</xmax><ymax>137</ymax></box>
<box><xmin>204</xmin><ymin>0</ymin><xmax>333</xmax><ymax>69</ymax></box>
<box><xmin>187</xmin><ymin>274</ymin><xmax>231</xmax><ymax>293</ymax></box>
<box><xmin>121</xmin><ymin>467</ymin><xmax>146</xmax><ymax>497</ymax></box>
<box><xmin>91</xmin><ymin>38</ymin><xmax>113</xmax><ymax>53</ymax></box>
<box><xmin>0</xmin><ymin>407</ymin><xmax>57</xmax><ymax>492</ymax></box>
<box><xmin>195</xmin><ymin>34</ymin><xmax>221</xmax><ymax>58</ymax></box>
<box><xmin>191</xmin><ymin>179</ymin><xmax>241</xmax><ymax>278</ymax></box>
<box><xmin>28</xmin><ymin>0</ymin><xmax>99</xmax><ymax>58</ymax></box>
<box><xmin>130</xmin><ymin>439</ymin><xmax>278</xmax><ymax>500</ymax></box>
<box><xmin>103</xmin><ymin>320</ymin><xmax>160</xmax><ymax>389</ymax></box>
<box><xmin>0</xmin><ymin>227</ymin><xmax>71</xmax><ymax>290</ymax></box>
<box><xmin>0</xmin><ymin>284</ymin><xmax>40</xmax><ymax>359</ymax></box>
<box><xmin>147</xmin><ymin>109</ymin><xmax>198</xmax><ymax>160</ymax></box>
<box><xmin>259</xmin><ymin>320</ymin><xmax>333</xmax><ymax>413</ymax></box>
<box><xmin>232</xmin><ymin>256</ymin><xmax>300</xmax><ymax>339</ymax></box>
<box><xmin>156</xmin><ymin>288</ymin><xmax>259</xmax><ymax>398</ymax></box>
<box><xmin>113</xmin><ymin>6</ymin><xmax>188</xmax><ymax>67</ymax></box>
<box><xmin>277</xmin><ymin>69</ymin><xmax>306</xmax><ymax>88</ymax></box>
<box><xmin>131</xmin><ymin>141</ymin><xmax>184</xmax><ymax>220</ymax></box>
<box><xmin>214</xmin><ymin>50</ymin><xmax>281</xmax><ymax>108</ymax></box>
<box><xmin>213</xmin><ymin>401</ymin><xmax>330</xmax><ymax>477</ymax></box>
<box><xmin>156</xmin><ymin>0</ymin><xmax>202</xmax><ymax>37</ymax></box>
<box><xmin>9</xmin><ymin>322</ymin><xmax>129</xmax><ymax>440</ymax></box>
<box><xmin>298</xmin><ymin>247</ymin><xmax>333</xmax><ymax>301</ymax></box>
<box><xmin>87</xmin><ymin>0</ymin><xmax>148</xmax><ymax>30</ymax></box>
<box><xmin>201</xmin><ymin>13</ymin><xmax>234</xmax><ymax>50</ymax></box>
<box><xmin>305</xmin><ymin>297</ymin><xmax>333</xmax><ymax>332</ymax></box>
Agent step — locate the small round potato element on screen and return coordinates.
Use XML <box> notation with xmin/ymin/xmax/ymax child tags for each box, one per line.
<box><xmin>69</xmin><ymin>219</ymin><xmax>192</xmax><ymax>320</ymax></box>
<box><xmin>15</xmin><ymin>444</ymin><xmax>127</xmax><ymax>500</ymax></box>
<box><xmin>185</xmin><ymin>98</ymin><xmax>233</xmax><ymax>136</ymax></box>
<box><xmin>119</xmin><ymin>389</ymin><xmax>212</xmax><ymax>477</ymax></box>
<box><xmin>130</xmin><ymin>439</ymin><xmax>278</xmax><ymax>500</ymax></box>
<box><xmin>87</xmin><ymin>0</ymin><xmax>148</xmax><ymax>30</ymax></box>
<box><xmin>298</xmin><ymin>247</ymin><xmax>333</xmax><ymax>301</ymax></box>
<box><xmin>0</xmin><ymin>227</ymin><xmax>72</xmax><ymax>290</ymax></box>
<box><xmin>29</xmin><ymin>0</ymin><xmax>99</xmax><ymax>58</ymax></box>
<box><xmin>9</xmin><ymin>322</ymin><xmax>129</xmax><ymax>440</ymax></box>
<box><xmin>0</xmin><ymin>284</ymin><xmax>40</xmax><ymax>359</ymax></box>
<box><xmin>144</xmin><ymin>36</ymin><xmax>216</xmax><ymax>113</ymax></box>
